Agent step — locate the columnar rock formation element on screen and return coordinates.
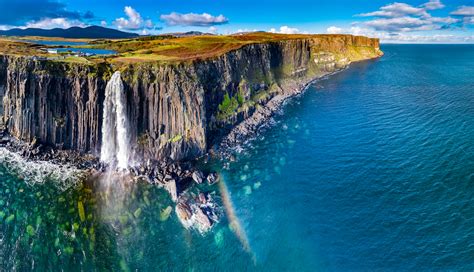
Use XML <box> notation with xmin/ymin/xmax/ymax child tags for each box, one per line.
<box><xmin>0</xmin><ymin>35</ymin><xmax>382</xmax><ymax>163</ymax></box>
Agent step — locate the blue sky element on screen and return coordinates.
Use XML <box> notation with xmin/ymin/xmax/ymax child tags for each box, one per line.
<box><xmin>0</xmin><ymin>0</ymin><xmax>473</xmax><ymax>43</ymax></box>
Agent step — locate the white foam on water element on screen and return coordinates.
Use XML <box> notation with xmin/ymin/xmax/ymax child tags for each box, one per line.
<box><xmin>0</xmin><ymin>147</ymin><xmax>84</xmax><ymax>191</ymax></box>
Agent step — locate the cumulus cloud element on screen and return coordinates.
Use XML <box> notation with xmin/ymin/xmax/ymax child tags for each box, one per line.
<box><xmin>234</xmin><ymin>28</ymin><xmax>259</xmax><ymax>34</ymax></box>
<box><xmin>25</xmin><ymin>18</ymin><xmax>86</xmax><ymax>29</ymax></box>
<box><xmin>326</xmin><ymin>26</ymin><xmax>343</xmax><ymax>34</ymax></box>
<box><xmin>450</xmin><ymin>6</ymin><xmax>474</xmax><ymax>25</ymax></box>
<box><xmin>323</xmin><ymin>25</ymin><xmax>474</xmax><ymax>43</ymax></box>
<box><xmin>160</xmin><ymin>12</ymin><xmax>228</xmax><ymax>27</ymax></box>
<box><xmin>365</xmin><ymin>17</ymin><xmax>436</xmax><ymax>32</ymax></box>
<box><xmin>208</xmin><ymin>26</ymin><xmax>218</xmax><ymax>34</ymax></box>
<box><xmin>113</xmin><ymin>6</ymin><xmax>153</xmax><ymax>30</ymax></box>
<box><xmin>269</xmin><ymin>26</ymin><xmax>300</xmax><ymax>34</ymax></box>
<box><xmin>356</xmin><ymin>1</ymin><xmax>460</xmax><ymax>32</ymax></box>
<box><xmin>330</xmin><ymin>0</ymin><xmax>472</xmax><ymax>43</ymax></box>
<box><xmin>450</xmin><ymin>6</ymin><xmax>474</xmax><ymax>16</ymax></box>
<box><xmin>421</xmin><ymin>0</ymin><xmax>445</xmax><ymax>10</ymax></box>
<box><xmin>358</xmin><ymin>2</ymin><xmax>430</xmax><ymax>18</ymax></box>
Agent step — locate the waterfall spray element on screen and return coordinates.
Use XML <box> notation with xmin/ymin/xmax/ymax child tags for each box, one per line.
<box><xmin>100</xmin><ymin>71</ymin><xmax>131</xmax><ymax>170</ymax></box>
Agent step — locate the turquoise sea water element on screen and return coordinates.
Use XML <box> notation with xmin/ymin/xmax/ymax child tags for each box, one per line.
<box><xmin>0</xmin><ymin>44</ymin><xmax>473</xmax><ymax>270</ymax></box>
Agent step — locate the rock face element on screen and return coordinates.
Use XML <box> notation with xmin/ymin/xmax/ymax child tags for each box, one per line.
<box><xmin>0</xmin><ymin>35</ymin><xmax>382</xmax><ymax>163</ymax></box>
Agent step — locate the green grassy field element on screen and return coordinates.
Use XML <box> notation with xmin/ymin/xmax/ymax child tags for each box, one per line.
<box><xmin>0</xmin><ymin>32</ymin><xmax>377</xmax><ymax>65</ymax></box>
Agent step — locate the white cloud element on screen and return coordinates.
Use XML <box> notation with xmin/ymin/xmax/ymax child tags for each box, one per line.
<box><xmin>25</xmin><ymin>18</ymin><xmax>86</xmax><ymax>29</ymax></box>
<box><xmin>450</xmin><ymin>5</ymin><xmax>474</xmax><ymax>25</ymax></box>
<box><xmin>208</xmin><ymin>26</ymin><xmax>218</xmax><ymax>33</ymax></box>
<box><xmin>422</xmin><ymin>0</ymin><xmax>445</xmax><ymax>10</ymax></box>
<box><xmin>113</xmin><ymin>6</ymin><xmax>153</xmax><ymax>30</ymax></box>
<box><xmin>160</xmin><ymin>12</ymin><xmax>228</xmax><ymax>26</ymax></box>
<box><xmin>356</xmin><ymin>1</ymin><xmax>460</xmax><ymax>33</ymax></box>
<box><xmin>358</xmin><ymin>2</ymin><xmax>430</xmax><ymax>18</ymax></box>
<box><xmin>320</xmin><ymin>25</ymin><xmax>474</xmax><ymax>44</ymax></box>
<box><xmin>464</xmin><ymin>16</ymin><xmax>474</xmax><ymax>24</ymax></box>
<box><xmin>450</xmin><ymin>6</ymin><xmax>474</xmax><ymax>16</ymax></box>
<box><xmin>234</xmin><ymin>28</ymin><xmax>259</xmax><ymax>34</ymax></box>
<box><xmin>326</xmin><ymin>26</ymin><xmax>343</xmax><ymax>34</ymax></box>
<box><xmin>330</xmin><ymin>0</ymin><xmax>471</xmax><ymax>44</ymax></box>
<box><xmin>269</xmin><ymin>26</ymin><xmax>300</xmax><ymax>34</ymax></box>
<box><xmin>100</xmin><ymin>20</ymin><xmax>107</xmax><ymax>27</ymax></box>
<box><xmin>365</xmin><ymin>16</ymin><xmax>436</xmax><ymax>32</ymax></box>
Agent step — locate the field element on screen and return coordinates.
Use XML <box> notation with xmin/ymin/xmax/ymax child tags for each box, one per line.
<box><xmin>0</xmin><ymin>38</ymin><xmax>48</xmax><ymax>56</ymax></box>
<box><xmin>0</xmin><ymin>33</ymin><xmax>369</xmax><ymax>64</ymax></box>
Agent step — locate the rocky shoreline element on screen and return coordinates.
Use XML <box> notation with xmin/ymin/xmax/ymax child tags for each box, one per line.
<box><xmin>0</xmin><ymin>35</ymin><xmax>382</xmax><ymax>233</ymax></box>
<box><xmin>0</xmin><ymin>61</ymin><xmax>367</xmax><ymax>233</ymax></box>
<box><xmin>0</xmin><ymin>121</ymin><xmax>220</xmax><ymax>232</ymax></box>
<box><xmin>217</xmin><ymin>67</ymin><xmax>349</xmax><ymax>158</ymax></box>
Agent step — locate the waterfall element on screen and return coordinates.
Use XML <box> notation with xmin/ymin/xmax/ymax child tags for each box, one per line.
<box><xmin>100</xmin><ymin>71</ymin><xmax>131</xmax><ymax>170</ymax></box>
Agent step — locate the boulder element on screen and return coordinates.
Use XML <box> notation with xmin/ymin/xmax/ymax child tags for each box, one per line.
<box><xmin>198</xmin><ymin>192</ymin><xmax>207</xmax><ymax>204</ymax></box>
<box><xmin>164</xmin><ymin>179</ymin><xmax>178</xmax><ymax>202</ymax></box>
<box><xmin>192</xmin><ymin>170</ymin><xmax>205</xmax><ymax>184</ymax></box>
<box><xmin>194</xmin><ymin>207</ymin><xmax>212</xmax><ymax>232</ymax></box>
<box><xmin>176</xmin><ymin>202</ymin><xmax>192</xmax><ymax>221</ymax></box>
<box><xmin>207</xmin><ymin>173</ymin><xmax>218</xmax><ymax>185</ymax></box>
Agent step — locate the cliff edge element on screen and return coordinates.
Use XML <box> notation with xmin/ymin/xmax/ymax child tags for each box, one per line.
<box><xmin>0</xmin><ymin>34</ymin><xmax>382</xmax><ymax>163</ymax></box>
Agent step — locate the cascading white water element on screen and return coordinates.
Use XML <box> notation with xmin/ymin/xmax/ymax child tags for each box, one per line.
<box><xmin>100</xmin><ymin>71</ymin><xmax>131</xmax><ymax>170</ymax></box>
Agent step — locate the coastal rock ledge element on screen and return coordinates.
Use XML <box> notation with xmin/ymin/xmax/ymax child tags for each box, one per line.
<box><xmin>0</xmin><ymin>35</ymin><xmax>382</xmax><ymax>164</ymax></box>
<box><xmin>0</xmin><ymin>34</ymin><xmax>381</xmax><ymax>232</ymax></box>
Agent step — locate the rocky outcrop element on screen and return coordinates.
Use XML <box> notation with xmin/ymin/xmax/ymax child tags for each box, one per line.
<box><xmin>0</xmin><ymin>35</ymin><xmax>382</xmax><ymax>163</ymax></box>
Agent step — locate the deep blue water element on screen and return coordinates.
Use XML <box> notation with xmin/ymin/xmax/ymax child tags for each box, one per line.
<box><xmin>214</xmin><ymin>44</ymin><xmax>474</xmax><ymax>270</ymax></box>
<box><xmin>55</xmin><ymin>47</ymin><xmax>116</xmax><ymax>55</ymax></box>
<box><xmin>0</xmin><ymin>44</ymin><xmax>473</xmax><ymax>271</ymax></box>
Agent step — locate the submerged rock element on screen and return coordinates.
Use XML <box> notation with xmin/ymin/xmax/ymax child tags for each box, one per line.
<box><xmin>160</xmin><ymin>206</ymin><xmax>173</xmax><ymax>221</ymax></box>
<box><xmin>243</xmin><ymin>185</ymin><xmax>252</xmax><ymax>195</ymax></box>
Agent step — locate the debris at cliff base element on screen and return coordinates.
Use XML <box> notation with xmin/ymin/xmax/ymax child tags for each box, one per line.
<box><xmin>175</xmin><ymin>191</ymin><xmax>220</xmax><ymax>233</ymax></box>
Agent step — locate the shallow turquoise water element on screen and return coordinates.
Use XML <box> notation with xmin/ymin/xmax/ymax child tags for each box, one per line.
<box><xmin>1</xmin><ymin>44</ymin><xmax>473</xmax><ymax>270</ymax></box>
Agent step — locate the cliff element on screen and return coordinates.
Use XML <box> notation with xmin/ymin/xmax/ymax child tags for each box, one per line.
<box><xmin>0</xmin><ymin>35</ymin><xmax>382</xmax><ymax>163</ymax></box>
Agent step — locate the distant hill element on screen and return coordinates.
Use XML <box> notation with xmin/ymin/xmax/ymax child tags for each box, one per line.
<box><xmin>0</xmin><ymin>26</ymin><xmax>139</xmax><ymax>39</ymax></box>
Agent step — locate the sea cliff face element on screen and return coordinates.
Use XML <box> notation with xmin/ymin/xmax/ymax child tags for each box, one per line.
<box><xmin>0</xmin><ymin>35</ymin><xmax>382</xmax><ymax>163</ymax></box>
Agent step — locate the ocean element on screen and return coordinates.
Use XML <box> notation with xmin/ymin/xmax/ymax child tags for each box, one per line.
<box><xmin>0</xmin><ymin>44</ymin><xmax>473</xmax><ymax>271</ymax></box>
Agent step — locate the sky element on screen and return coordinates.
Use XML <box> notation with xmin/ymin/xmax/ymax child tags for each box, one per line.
<box><xmin>0</xmin><ymin>0</ymin><xmax>473</xmax><ymax>43</ymax></box>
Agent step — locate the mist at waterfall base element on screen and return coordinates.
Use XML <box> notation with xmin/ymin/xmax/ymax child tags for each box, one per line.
<box><xmin>0</xmin><ymin>44</ymin><xmax>473</xmax><ymax>270</ymax></box>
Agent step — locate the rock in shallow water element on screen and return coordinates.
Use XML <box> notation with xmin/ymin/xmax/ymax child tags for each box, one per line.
<box><xmin>192</xmin><ymin>170</ymin><xmax>205</xmax><ymax>184</ymax></box>
<box><xmin>194</xmin><ymin>207</ymin><xmax>212</xmax><ymax>232</ymax></box>
<box><xmin>206</xmin><ymin>173</ymin><xmax>218</xmax><ymax>185</ymax></box>
<box><xmin>164</xmin><ymin>179</ymin><xmax>178</xmax><ymax>202</ymax></box>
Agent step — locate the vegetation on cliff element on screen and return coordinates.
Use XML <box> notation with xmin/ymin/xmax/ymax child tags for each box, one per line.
<box><xmin>0</xmin><ymin>33</ymin><xmax>382</xmax><ymax>162</ymax></box>
<box><xmin>0</xmin><ymin>32</ymin><xmax>381</xmax><ymax>65</ymax></box>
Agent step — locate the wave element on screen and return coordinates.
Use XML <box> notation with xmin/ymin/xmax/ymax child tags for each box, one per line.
<box><xmin>0</xmin><ymin>147</ymin><xmax>85</xmax><ymax>191</ymax></box>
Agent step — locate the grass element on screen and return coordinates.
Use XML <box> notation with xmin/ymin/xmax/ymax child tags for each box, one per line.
<box><xmin>0</xmin><ymin>33</ymin><xmax>380</xmax><ymax>65</ymax></box>
<box><xmin>0</xmin><ymin>38</ymin><xmax>48</xmax><ymax>56</ymax></box>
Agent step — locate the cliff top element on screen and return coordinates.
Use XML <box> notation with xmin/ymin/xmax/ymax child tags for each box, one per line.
<box><xmin>0</xmin><ymin>32</ymin><xmax>379</xmax><ymax>64</ymax></box>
